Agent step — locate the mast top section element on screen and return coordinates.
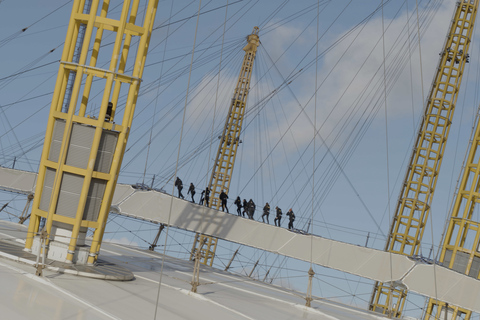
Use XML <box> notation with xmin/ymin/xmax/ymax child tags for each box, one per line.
<box><xmin>244</xmin><ymin>27</ymin><xmax>260</xmax><ymax>52</ymax></box>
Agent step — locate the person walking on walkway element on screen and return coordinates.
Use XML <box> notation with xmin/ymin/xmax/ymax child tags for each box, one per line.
<box><xmin>204</xmin><ymin>187</ymin><xmax>210</xmax><ymax>207</ymax></box>
<box><xmin>199</xmin><ymin>189</ymin><xmax>205</xmax><ymax>205</ymax></box>
<box><xmin>286</xmin><ymin>208</ymin><xmax>295</xmax><ymax>230</ymax></box>
<box><xmin>262</xmin><ymin>203</ymin><xmax>270</xmax><ymax>224</ymax></box>
<box><xmin>247</xmin><ymin>199</ymin><xmax>255</xmax><ymax>220</ymax></box>
<box><xmin>234</xmin><ymin>196</ymin><xmax>242</xmax><ymax>216</ymax></box>
<box><xmin>274</xmin><ymin>206</ymin><xmax>282</xmax><ymax>227</ymax></box>
<box><xmin>242</xmin><ymin>199</ymin><xmax>248</xmax><ymax>217</ymax></box>
<box><xmin>175</xmin><ymin>177</ymin><xmax>184</xmax><ymax>199</ymax></box>
<box><xmin>219</xmin><ymin>190</ymin><xmax>229</xmax><ymax>213</ymax></box>
<box><xmin>187</xmin><ymin>183</ymin><xmax>196</xmax><ymax>203</ymax></box>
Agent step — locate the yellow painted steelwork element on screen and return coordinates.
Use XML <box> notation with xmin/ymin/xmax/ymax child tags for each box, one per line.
<box><xmin>25</xmin><ymin>0</ymin><xmax>159</xmax><ymax>264</ymax></box>
<box><xmin>424</xmin><ymin>81</ymin><xmax>480</xmax><ymax>319</ymax></box>
<box><xmin>370</xmin><ymin>0</ymin><xmax>478</xmax><ymax>316</ymax></box>
<box><xmin>425</xmin><ymin>300</ymin><xmax>469</xmax><ymax>320</ymax></box>
<box><xmin>190</xmin><ymin>27</ymin><xmax>260</xmax><ymax>266</ymax></box>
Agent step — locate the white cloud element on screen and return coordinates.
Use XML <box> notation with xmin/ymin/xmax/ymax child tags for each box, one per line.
<box><xmin>259</xmin><ymin>1</ymin><xmax>455</xmax><ymax>155</ymax></box>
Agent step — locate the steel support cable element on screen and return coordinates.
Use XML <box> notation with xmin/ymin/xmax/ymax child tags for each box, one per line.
<box><xmin>257</xmin><ymin>25</ymin><xmax>387</xmax><ymax>235</ymax></box>
<box><xmin>280</xmin><ymin>0</ymin><xmax>395</xmax><ymax>91</ymax></box>
<box><xmin>257</xmin><ymin>0</ymin><xmax>290</xmax><ymax>30</ymax></box>
<box><xmin>318</xmin><ymin>54</ymin><xmax>420</xmax><ymax>238</ymax></box>
<box><xmin>249</xmin><ymin>24</ymin><xmax>315</xmax><ymax>208</ymax></box>
<box><xmin>226</xmin><ymin>25</ymin><xmax>326</xmax><ymax>212</ymax></box>
<box><xmin>258</xmin><ymin>57</ymin><xmax>281</xmax><ymax>200</ymax></box>
<box><xmin>120</xmin><ymin>1</ymin><xmax>258</xmax><ymax>161</ymax></box>
<box><xmin>0</xmin><ymin>92</ymin><xmax>53</xmax><ymax>110</ymax></box>
<box><xmin>154</xmin><ymin>4</ymin><xmax>243</xmax><ymax>185</ymax></box>
<box><xmin>206</xmin><ymin>0</ymin><xmax>230</xmax><ymax>191</ymax></box>
<box><xmin>308</xmin><ymin>0</ymin><xmax>320</xmax><ymax>306</ymax></box>
<box><xmin>144</xmin><ymin>38</ymin><xmax>243</xmax><ymax>70</ymax></box>
<box><xmin>148</xmin><ymin>74</ymin><xmax>286</xmax><ymax>186</ymax></box>
<box><xmin>177</xmin><ymin>66</ymin><xmax>242</xmax><ymax>178</ymax></box>
<box><xmin>0</xmin><ymin>49</ymin><xmax>61</xmax><ymax>168</ymax></box>
<box><xmin>129</xmin><ymin>50</ymin><xmax>238</xmax><ymax>123</ymax></box>
<box><xmin>250</xmin><ymin>68</ymin><xmax>376</xmax><ymax>228</ymax></box>
<box><xmin>0</xmin><ymin>101</ymin><xmax>49</xmax><ymax>172</ymax></box>
<box><xmin>434</xmin><ymin>47</ymin><xmax>478</xmax><ymax>262</ymax></box>
<box><xmin>155</xmin><ymin>0</ymin><xmax>202</xmax><ymax>316</ymax></box>
<box><xmin>406</xmin><ymin>0</ymin><xmax>417</xmax><ymax>134</ymax></box>
<box><xmin>0</xmin><ymin>66</ymin><xmax>57</xmax><ymax>134</ymax></box>
<box><xmin>266</xmin><ymin>0</ymin><xmax>438</xmax><ymax>225</ymax></box>
<box><xmin>0</xmin><ymin>61</ymin><xmax>58</xmax><ymax>83</ymax></box>
<box><xmin>140</xmin><ymin>48</ymin><xmax>296</xmax><ymax>180</ymax></box>
<box><xmin>433</xmin><ymin>18</ymin><xmax>480</xmax><ymax>262</ymax></box>
<box><xmin>244</xmin><ymin>83</ymin><xmax>389</xmax><ymax>243</ymax></box>
<box><xmin>0</xmin><ymin>44</ymin><xmax>61</xmax><ymax>92</ymax></box>
<box><xmin>435</xmin><ymin>63</ymin><xmax>480</xmax><ymax>260</ymax></box>
<box><xmin>260</xmin><ymin>78</ymin><xmax>274</xmax><ymax>204</ymax></box>
<box><xmin>249</xmin><ymin>0</ymin><xmax>350</xmax><ymax>109</ymax></box>
<box><xmin>314</xmin><ymin>275</ymin><xmax>373</xmax><ymax>303</ymax></box>
<box><xmin>152</xmin><ymin>0</ymin><xmax>245</xmax><ymax>31</ymax></box>
<box><xmin>260</xmin><ymin>1</ymin><xmax>331</xmax><ymax>35</ymax></box>
<box><xmin>242</xmin><ymin>2</ymin><xmax>392</xmax><ymax>209</ymax></box>
<box><xmin>311</xmin><ymin>0</ymin><xmax>321</xmax><ymax>239</ymax></box>
<box><xmin>430</xmin><ymin>106</ymin><xmax>480</xmax><ymax>303</ymax></box>
<box><xmin>107</xmin><ymin>216</ymin><xmax>152</xmax><ymax>247</ymax></box>
<box><xmin>147</xmin><ymin>0</ymin><xmax>215</xmax><ymax>55</ymax></box>
<box><xmin>145</xmin><ymin>0</ymin><xmax>252</xmax><ymax>74</ymax></box>
<box><xmin>381</xmin><ymin>0</ymin><xmax>444</xmax><ymax>246</ymax></box>
<box><xmin>238</xmin><ymin>77</ymin><xmax>389</xmax><ymax>240</ymax></box>
<box><xmin>284</xmin><ymin>0</ymin><xmax>434</xmax><ymax>94</ymax></box>
<box><xmin>121</xmin><ymin>45</ymin><xmax>243</xmax><ymax>146</ymax></box>
<box><xmin>1</xmin><ymin>134</ymin><xmax>44</xmax><ymax>168</ymax></box>
<box><xmin>155</xmin><ymin>73</ymin><xmax>295</xmax><ymax>188</ymax></box>
<box><xmin>381</xmin><ymin>0</ymin><xmax>397</xmax><ymax>313</ymax></box>
<box><xmin>254</xmin><ymin>64</ymin><xmax>261</xmax><ymax>200</ymax></box>
<box><xmin>120</xmin><ymin>51</ymin><xmax>244</xmax><ymax>171</ymax></box>
<box><xmin>373</xmin><ymin>0</ymin><xmax>454</xmax><ymax>314</ymax></box>
<box><xmin>141</xmin><ymin>0</ymin><xmax>175</xmax><ymax>187</ymax></box>
<box><xmin>6</xmin><ymin>0</ymin><xmax>386</xmax><ymax>178</ymax></box>
<box><xmin>83</xmin><ymin>21</ymin><xmax>242</xmax><ymax>120</ymax></box>
<box><xmin>364</xmin><ymin>3</ymin><xmax>442</xmax><ymax>240</ymax></box>
<box><xmin>135</xmin><ymin>28</ymin><xmax>334</xmax><ymax>190</ymax></box>
<box><xmin>0</xmin><ymin>0</ymin><xmax>72</xmax><ymax>48</ymax></box>
<box><xmin>79</xmin><ymin>1</ymin><xmax>240</xmax><ymax>71</ymax></box>
<box><xmin>130</xmin><ymin>68</ymin><xmax>242</xmax><ymax>180</ymax></box>
<box><xmin>291</xmin><ymin>0</ymin><xmax>427</xmax><ymax>134</ymax></box>
<box><xmin>0</xmin><ymin>57</ymin><xmax>58</xmax><ymax>169</ymax></box>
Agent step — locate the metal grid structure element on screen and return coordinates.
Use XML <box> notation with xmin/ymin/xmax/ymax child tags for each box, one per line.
<box><xmin>424</xmin><ymin>86</ymin><xmax>480</xmax><ymax>319</ymax></box>
<box><xmin>24</xmin><ymin>0</ymin><xmax>159</xmax><ymax>265</ymax></box>
<box><xmin>190</xmin><ymin>27</ymin><xmax>260</xmax><ymax>266</ymax></box>
<box><xmin>369</xmin><ymin>0</ymin><xmax>478</xmax><ymax>317</ymax></box>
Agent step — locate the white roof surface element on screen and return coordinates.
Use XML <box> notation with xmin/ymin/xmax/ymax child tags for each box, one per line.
<box><xmin>112</xmin><ymin>185</ymin><xmax>480</xmax><ymax>315</ymax></box>
<box><xmin>0</xmin><ymin>220</ymin><xmax>391</xmax><ymax>320</ymax></box>
<box><xmin>2</xmin><ymin>166</ymin><xmax>480</xmax><ymax>315</ymax></box>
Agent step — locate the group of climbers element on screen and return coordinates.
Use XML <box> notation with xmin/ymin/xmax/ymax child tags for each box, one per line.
<box><xmin>175</xmin><ymin>177</ymin><xmax>296</xmax><ymax>230</ymax></box>
<box><xmin>175</xmin><ymin>177</ymin><xmax>210</xmax><ymax>207</ymax></box>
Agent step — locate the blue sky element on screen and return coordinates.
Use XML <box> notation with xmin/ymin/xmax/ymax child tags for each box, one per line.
<box><xmin>2</xmin><ymin>0</ymin><xmax>479</xmax><ymax>316</ymax></box>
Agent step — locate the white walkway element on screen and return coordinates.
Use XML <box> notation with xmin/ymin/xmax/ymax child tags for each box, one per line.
<box><xmin>1</xmin><ymin>166</ymin><xmax>480</xmax><ymax>313</ymax></box>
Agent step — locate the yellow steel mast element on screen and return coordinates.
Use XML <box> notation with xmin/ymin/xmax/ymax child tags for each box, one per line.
<box><xmin>369</xmin><ymin>1</ymin><xmax>478</xmax><ymax>317</ymax></box>
<box><xmin>190</xmin><ymin>27</ymin><xmax>260</xmax><ymax>266</ymax></box>
<box><xmin>24</xmin><ymin>0</ymin><xmax>159</xmax><ymax>265</ymax></box>
<box><xmin>423</xmin><ymin>88</ymin><xmax>480</xmax><ymax>318</ymax></box>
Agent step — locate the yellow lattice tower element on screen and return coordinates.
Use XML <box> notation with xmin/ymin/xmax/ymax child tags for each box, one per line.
<box><xmin>369</xmin><ymin>1</ymin><xmax>478</xmax><ymax>317</ymax></box>
<box><xmin>24</xmin><ymin>0</ymin><xmax>159</xmax><ymax>265</ymax></box>
<box><xmin>423</xmin><ymin>87</ymin><xmax>480</xmax><ymax>319</ymax></box>
<box><xmin>190</xmin><ymin>27</ymin><xmax>260</xmax><ymax>266</ymax></box>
